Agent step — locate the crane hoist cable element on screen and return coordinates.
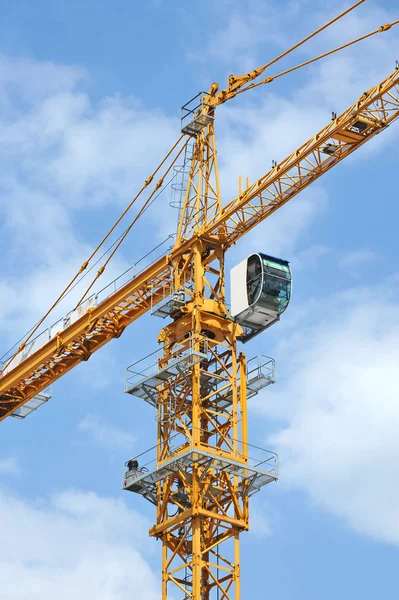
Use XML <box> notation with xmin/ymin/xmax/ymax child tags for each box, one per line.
<box><xmin>2</xmin><ymin>0</ymin><xmax>375</xmax><ymax>359</ymax></box>
<box><xmin>4</xmin><ymin>2</ymin><xmax>399</xmax><ymax>365</ymax></box>
<box><xmin>0</xmin><ymin>7</ymin><xmax>398</xmax><ymax>424</ymax></box>
<box><xmin>223</xmin><ymin>0</ymin><xmax>366</xmax><ymax>95</ymax></box>
<box><xmin>74</xmin><ymin>138</ymin><xmax>190</xmax><ymax>307</ymax></box>
<box><xmin>1</xmin><ymin>3</ymin><xmax>399</xmax><ymax>591</ymax></box>
<box><xmin>1</xmin><ymin>67</ymin><xmax>398</xmax><ymax>418</ymax></box>
<box><xmin>0</xmin><ymin>146</ymin><xmax>192</xmax><ymax>366</ymax></box>
<box><xmin>0</xmin><ymin>231</ymin><xmax>173</xmax><ymax>365</ymax></box>
<box><xmin>49</xmin><ymin>156</ymin><xmax>190</xmax><ymax>314</ymax></box>
<box><xmin>231</xmin><ymin>18</ymin><xmax>399</xmax><ymax>100</ymax></box>
<box><xmin>7</xmin><ymin>134</ymin><xmax>187</xmax><ymax>361</ymax></box>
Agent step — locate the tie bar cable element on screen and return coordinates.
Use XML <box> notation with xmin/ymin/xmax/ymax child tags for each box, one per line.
<box><xmin>235</xmin><ymin>19</ymin><xmax>399</xmax><ymax>98</ymax></box>
<box><xmin>5</xmin><ymin>133</ymin><xmax>187</xmax><ymax>363</ymax></box>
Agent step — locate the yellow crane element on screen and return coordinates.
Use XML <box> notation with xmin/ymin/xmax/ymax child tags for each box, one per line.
<box><xmin>1</xmin><ymin>2</ymin><xmax>399</xmax><ymax>598</ymax></box>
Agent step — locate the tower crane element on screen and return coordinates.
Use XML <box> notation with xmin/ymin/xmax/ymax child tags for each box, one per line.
<box><xmin>1</xmin><ymin>2</ymin><xmax>399</xmax><ymax>598</ymax></box>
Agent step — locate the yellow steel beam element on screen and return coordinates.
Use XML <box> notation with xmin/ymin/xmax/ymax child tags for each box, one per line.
<box><xmin>0</xmin><ymin>254</ymin><xmax>172</xmax><ymax>420</ymax></box>
<box><xmin>206</xmin><ymin>69</ymin><xmax>399</xmax><ymax>245</ymax></box>
<box><xmin>0</xmin><ymin>68</ymin><xmax>398</xmax><ymax>421</ymax></box>
<box><xmin>154</xmin><ymin>297</ymin><xmax>248</xmax><ymax>599</ymax></box>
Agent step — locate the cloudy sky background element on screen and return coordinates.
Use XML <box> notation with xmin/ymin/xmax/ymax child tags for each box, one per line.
<box><xmin>0</xmin><ymin>0</ymin><xmax>399</xmax><ymax>598</ymax></box>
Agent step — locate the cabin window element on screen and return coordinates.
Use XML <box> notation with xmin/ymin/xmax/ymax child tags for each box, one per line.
<box><xmin>247</xmin><ymin>254</ymin><xmax>291</xmax><ymax>314</ymax></box>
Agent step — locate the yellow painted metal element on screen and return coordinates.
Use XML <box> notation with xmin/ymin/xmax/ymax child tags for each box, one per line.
<box><xmin>153</xmin><ymin>122</ymin><xmax>251</xmax><ymax>598</ymax></box>
<box><xmin>6</xmin><ymin>7</ymin><xmax>396</xmax><ymax>381</ymax></box>
<box><xmin>0</xmin><ymin>23</ymin><xmax>398</xmax><ymax>598</ymax></box>
<box><xmin>0</xmin><ymin>5</ymin><xmax>398</xmax><ymax>594</ymax></box>
<box><xmin>176</xmin><ymin>121</ymin><xmax>222</xmax><ymax>244</ymax></box>
<box><xmin>153</xmin><ymin>252</ymin><xmax>249</xmax><ymax>599</ymax></box>
<box><xmin>1</xmin><ymin>68</ymin><xmax>399</xmax><ymax>421</ymax></box>
<box><xmin>205</xmin><ymin>69</ymin><xmax>399</xmax><ymax>245</ymax></box>
<box><xmin>8</xmin><ymin>134</ymin><xmax>187</xmax><ymax>361</ymax></box>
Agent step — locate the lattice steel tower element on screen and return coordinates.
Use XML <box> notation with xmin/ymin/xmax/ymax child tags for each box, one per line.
<box><xmin>1</xmin><ymin>4</ymin><xmax>398</xmax><ymax>598</ymax></box>
<box><xmin>123</xmin><ymin>106</ymin><xmax>286</xmax><ymax>600</ymax></box>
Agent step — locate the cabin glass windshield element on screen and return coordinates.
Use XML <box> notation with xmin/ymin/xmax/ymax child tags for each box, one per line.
<box><xmin>247</xmin><ymin>254</ymin><xmax>291</xmax><ymax>314</ymax></box>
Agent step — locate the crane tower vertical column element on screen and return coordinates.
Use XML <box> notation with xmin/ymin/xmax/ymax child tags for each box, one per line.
<box><xmin>154</xmin><ymin>111</ymin><xmax>253</xmax><ymax>597</ymax></box>
<box><xmin>153</xmin><ymin>240</ymin><xmax>249</xmax><ymax>599</ymax></box>
<box><xmin>124</xmin><ymin>108</ymin><xmax>279</xmax><ymax>599</ymax></box>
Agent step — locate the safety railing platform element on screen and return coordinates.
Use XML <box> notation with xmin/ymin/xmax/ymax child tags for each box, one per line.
<box><xmin>246</xmin><ymin>355</ymin><xmax>276</xmax><ymax>394</ymax></box>
<box><xmin>214</xmin><ymin>355</ymin><xmax>275</xmax><ymax>410</ymax></box>
<box><xmin>125</xmin><ymin>351</ymin><xmax>275</xmax><ymax>410</ymax></box>
<box><xmin>125</xmin><ymin>335</ymin><xmax>208</xmax><ymax>407</ymax></box>
<box><xmin>0</xmin><ymin>235</ymin><xmax>175</xmax><ymax>378</ymax></box>
<box><xmin>151</xmin><ymin>291</ymin><xmax>186</xmax><ymax>318</ymax></box>
<box><xmin>123</xmin><ymin>439</ymin><xmax>278</xmax><ymax>504</ymax></box>
<box><xmin>181</xmin><ymin>92</ymin><xmax>214</xmax><ymax>136</ymax></box>
<box><xmin>11</xmin><ymin>389</ymin><xmax>51</xmax><ymax>419</ymax></box>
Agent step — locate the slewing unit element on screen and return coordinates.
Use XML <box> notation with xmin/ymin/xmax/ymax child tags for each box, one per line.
<box><xmin>230</xmin><ymin>253</ymin><xmax>292</xmax><ymax>342</ymax></box>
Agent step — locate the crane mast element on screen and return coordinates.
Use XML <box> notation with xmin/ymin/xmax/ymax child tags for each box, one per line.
<box><xmin>123</xmin><ymin>57</ymin><xmax>399</xmax><ymax>594</ymax></box>
<box><xmin>125</xmin><ymin>122</ymin><xmax>264</xmax><ymax>599</ymax></box>
<box><xmin>1</xmin><ymin>5</ymin><xmax>399</xmax><ymax>597</ymax></box>
<box><xmin>155</xmin><ymin>247</ymin><xmax>247</xmax><ymax>599</ymax></box>
<box><xmin>161</xmin><ymin>124</ymin><xmax>244</xmax><ymax>599</ymax></box>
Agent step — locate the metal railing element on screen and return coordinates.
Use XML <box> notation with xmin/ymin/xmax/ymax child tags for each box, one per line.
<box><xmin>123</xmin><ymin>431</ymin><xmax>278</xmax><ymax>480</ymax></box>
<box><xmin>11</xmin><ymin>387</ymin><xmax>51</xmax><ymax>419</ymax></box>
<box><xmin>246</xmin><ymin>355</ymin><xmax>276</xmax><ymax>391</ymax></box>
<box><xmin>181</xmin><ymin>92</ymin><xmax>214</xmax><ymax>136</ymax></box>
<box><xmin>125</xmin><ymin>333</ymin><xmax>208</xmax><ymax>393</ymax></box>
<box><xmin>0</xmin><ymin>235</ymin><xmax>175</xmax><ymax>375</ymax></box>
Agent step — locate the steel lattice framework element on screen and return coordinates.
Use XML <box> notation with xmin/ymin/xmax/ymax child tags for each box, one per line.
<box><xmin>1</xmin><ymin>5</ymin><xmax>399</xmax><ymax>597</ymax></box>
<box><xmin>1</xmin><ymin>68</ymin><xmax>398</xmax><ymax>422</ymax></box>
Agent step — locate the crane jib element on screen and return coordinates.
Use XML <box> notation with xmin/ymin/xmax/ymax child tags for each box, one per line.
<box><xmin>207</xmin><ymin>69</ymin><xmax>399</xmax><ymax>245</ymax></box>
<box><xmin>1</xmin><ymin>69</ymin><xmax>399</xmax><ymax>421</ymax></box>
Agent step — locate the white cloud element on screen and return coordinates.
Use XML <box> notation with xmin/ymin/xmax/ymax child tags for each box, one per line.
<box><xmin>190</xmin><ymin>12</ymin><xmax>267</xmax><ymax>72</ymax></box>
<box><xmin>217</xmin><ymin>91</ymin><xmax>331</xmax><ymax>259</ymax></box>
<box><xmin>77</xmin><ymin>414</ymin><xmax>136</xmax><ymax>451</ymax></box>
<box><xmin>0</xmin><ymin>54</ymin><xmax>179</xmax><ymax>353</ymax></box>
<box><xmin>194</xmin><ymin>0</ymin><xmax>399</xmax><ymax>96</ymax></box>
<box><xmin>0</xmin><ymin>488</ymin><xmax>159</xmax><ymax>600</ymax></box>
<box><xmin>0</xmin><ymin>54</ymin><xmax>86</xmax><ymax>115</ymax></box>
<box><xmin>0</xmin><ymin>456</ymin><xmax>19</xmax><ymax>475</ymax></box>
<box><xmin>247</xmin><ymin>187</ymin><xmax>329</xmax><ymax>259</ymax></box>
<box><xmin>188</xmin><ymin>0</ymin><xmax>299</xmax><ymax>73</ymax></box>
<box><xmin>338</xmin><ymin>249</ymin><xmax>377</xmax><ymax>277</ymax></box>
<box><xmin>0</xmin><ymin>55</ymin><xmax>178</xmax><ymax>209</ymax></box>
<box><xmin>291</xmin><ymin>244</ymin><xmax>330</xmax><ymax>271</ymax></box>
<box><xmin>1</xmin><ymin>0</ymin><xmax>398</xmax><ymax>353</ymax></box>
<box><xmin>209</xmin><ymin>0</ymin><xmax>398</xmax><ymax>264</ymax></box>
<box><xmin>249</xmin><ymin>498</ymin><xmax>276</xmax><ymax>538</ymax></box>
<box><xmin>254</xmin><ymin>275</ymin><xmax>399</xmax><ymax>545</ymax></box>
<box><xmin>217</xmin><ymin>95</ymin><xmax>329</xmax><ymax>200</ymax></box>
<box><xmin>203</xmin><ymin>0</ymin><xmax>399</xmax><ymax>188</ymax></box>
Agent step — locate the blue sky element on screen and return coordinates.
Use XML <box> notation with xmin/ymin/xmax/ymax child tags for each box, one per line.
<box><xmin>0</xmin><ymin>0</ymin><xmax>399</xmax><ymax>598</ymax></box>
